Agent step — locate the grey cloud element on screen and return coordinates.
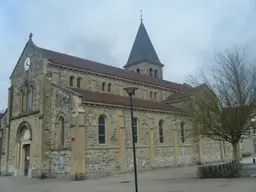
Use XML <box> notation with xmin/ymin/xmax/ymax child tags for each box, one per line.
<box><xmin>1</xmin><ymin>0</ymin><xmax>256</xmax><ymax>109</ymax></box>
<box><xmin>64</xmin><ymin>35</ymin><xmax>119</xmax><ymax>66</ymax></box>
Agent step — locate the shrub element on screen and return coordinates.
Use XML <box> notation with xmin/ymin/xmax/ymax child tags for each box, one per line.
<box><xmin>197</xmin><ymin>161</ymin><xmax>241</xmax><ymax>178</ymax></box>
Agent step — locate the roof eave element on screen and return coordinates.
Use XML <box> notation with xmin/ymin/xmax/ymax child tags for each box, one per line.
<box><xmin>48</xmin><ymin>61</ymin><xmax>177</xmax><ymax>92</ymax></box>
<box><xmin>124</xmin><ymin>59</ymin><xmax>164</xmax><ymax>68</ymax></box>
<box><xmin>163</xmin><ymin>96</ymin><xmax>191</xmax><ymax>104</ymax></box>
<box><xmin>81</xmin><ymin>100</ymin><xmax>187</xmax><ymax>114</ymax></box>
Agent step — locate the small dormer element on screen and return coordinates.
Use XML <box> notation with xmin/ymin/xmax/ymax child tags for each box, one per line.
<box><xmin>124</xmin><ymin>20</ymin><xmax>164</xmax><ymax>79</ymax></box>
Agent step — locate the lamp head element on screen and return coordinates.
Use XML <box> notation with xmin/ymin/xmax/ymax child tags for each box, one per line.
<box><xmin>123</xmin><ymin>87</ymin><xmax>138</xmax><ymax>96</ymax></box>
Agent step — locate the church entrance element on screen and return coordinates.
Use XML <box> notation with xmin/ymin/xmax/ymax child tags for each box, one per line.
<box><xmin>23</xmin><ymin>144</ymin><xmax>30</xmax><ymax>176</ymax></box>
<box><xmin>16</xmin><ymin>122</ymin><xmax>32</xmax><ymax>176</ymax></box>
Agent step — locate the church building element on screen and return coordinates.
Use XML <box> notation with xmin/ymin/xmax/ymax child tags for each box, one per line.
<box><xmin>0</xmin><ymin>20</ymin><xmax>232</xmax><ymax>179</ymax></box>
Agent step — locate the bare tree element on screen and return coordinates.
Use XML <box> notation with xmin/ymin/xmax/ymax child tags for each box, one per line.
<box><xmin>189</xmin><ymin>47</ymin><xmax>256</xmax><ymax>161</ymax></box>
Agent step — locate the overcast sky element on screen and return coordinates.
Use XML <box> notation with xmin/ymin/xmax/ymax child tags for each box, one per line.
<box><xmin>0</xmin><ymin>0</ymin><xmax>256</xmax><ymax>109</ymax></box>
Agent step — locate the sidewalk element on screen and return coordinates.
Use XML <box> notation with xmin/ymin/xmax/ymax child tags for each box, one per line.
<box><xmin>241</xmin><ymin>156</ymin><xmax>256</xmax><ymax>164</ymax></box>
<box><xmin>0</xmin><ymin>166</ymin><xmax>255</xmax><ymax>192</ymax></box>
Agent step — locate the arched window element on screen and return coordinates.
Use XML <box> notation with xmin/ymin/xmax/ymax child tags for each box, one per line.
<box><xmin>149</xmin><ymin>68</ymin><xmax>153</xmax><ymax>76</ymax></box>
<box><xmin>108</xmin><ymin>83</ymin><xmax>111</xmax><ymax>92</ymax></box>
<box><xmin>77</xmin><ymin>77</ymin><xmax>82</xmax><ymax>88</ymax></box>
<box><xmin>154</xmin><ymin>92</ymin><xmax>157</xmax><ymax>100</ymax></box>
<box><xmin>69</xmin><ymin>76</ymin><xmax>74</xmax><ymax>86</ymax></box>
<box><xmin>181</xmin><ymin>122</ymin><xmax>185</xmax><ymax>143</ymax></box>
<box><xmin>20</xmin><ymin>90</ymin><xmax>24</xmax><ymax>112</ymax></box>
<box><xmin>132</xmin><ymin>118</ymin><xmax>138</xmax><ymax>143</ymax></box>
<box><xmin>98</xmin><ymin>116</ymin><xmax>106</xmax><ymax>144</ymax></box>
<box><xmin>25</xmin><ymin>84</ymin><xmax>29</xmax><ymax>112</ymax></box>
<box><xmin>102</xmin><ymin>82</ymin><xmax>106</xmax><ymax>92</ymax></box>
<box><xmin>59</xmin><ymin>117</ymin><xmax>65</xmax><ymax>146</ymax></box>
<box><xmin>30</xmin><ymin>85</ymin><xmax>33</xmax><ymax>110</ymax></box>
<box><xmin>150</xmin><ymin>91</ymin><xmax>153</xmax><ymax>99</ymax></box>
<box><xmin>154</xmin><ymin>69</ymin><xmax>158</xmax><ymax>78</ymax></box>
<box><xmin>159</xmin><ymin>120</ymin><xmax>164</xmax><ymax>143</ymax></box>
<box><xmin>136</xmin><ymin>68</ymin><xmax>140</xmax><ymax>73</ymax></box>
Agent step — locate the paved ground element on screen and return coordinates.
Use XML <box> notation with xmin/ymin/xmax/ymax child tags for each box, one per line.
<box><xmin>241</xmin><ymin>156</ymin><xmax>256</xmax><ymax>164</ymax></box>
<box><xmin>1</xmin><ymin>166</ymin><xmax>256</xmax><ymax>192</ymax></box>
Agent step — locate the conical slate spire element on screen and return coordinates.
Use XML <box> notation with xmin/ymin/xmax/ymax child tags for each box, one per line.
<box><xmin>125</xmin><ymin>21</ymin><xmax>162</xmax><ymax>67</ymax></box>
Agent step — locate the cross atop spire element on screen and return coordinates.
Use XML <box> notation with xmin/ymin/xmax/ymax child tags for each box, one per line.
<box><xmin>140</xmin><ymin>10</ymin><xmax>143</xmax><ymax>22</ymax></box>
<box><xmin>29</xmin><ymin>32</ymin><xmax>33</xmax><ymax>39</ymax></box>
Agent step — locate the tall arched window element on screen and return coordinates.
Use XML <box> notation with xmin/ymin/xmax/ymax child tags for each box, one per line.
<box><xmin>136</xmin><ymin>68</ymin><xmax>140</xmax><ymax>73</ymax></box>
<box><xmin>154</xmin><ymin>69</ymin><xmax>158</xmax><ymax>78</ymax></box>
<box><xmin>30</xmin><ymin>85</ymin><xmax>33</xmax><ymax>110</ymax></box>
<box><xmin>77</xmin><ymin>77</ymin><xmax>81</xmax><ymax>88</ymax></box>
<box><xmin>132</xmin><ymin>118</ymin><xmax>138</xmax><ymax>143</ymax></box>
<box><xmin>181</xmin><ymin>122</ymin><xmax>185</xmax><ymax>143</ymax></box>
<box><xmin>150</xmin><ymin>91</ymin><xmax>153</xmax><ymax>99</ymax></box>
<box><xmin>98</xmin><ymin>116</ymin><xmax>106</xmax><ymax>144</ymax></box>
<box><xmin>149</xmin><ymin>68</ymin><xmax>153</xmax><ymax>76</ymax></box>
<box><xmin>59</xmin><ymin>117</ymin><xmax>65</xmax><ymax>146</ymax></box>
<box><xmin>25</xmin><ymin>84</ymin><xmax>29</xmax><ymax>112</ymax></box>
<box><xmin>154</xmin><ymin>92</ymin><xmax>157</xmax><ymax>100</ymax></box>
<box><xmin>20</xmin><ymin>90</ymin><xmax>24</xmax><ymax>112</ymax></box>
<box><xmin>69</xmin><ymin>76</ymin><xmax>74</xmax><ymax>86</ymax></box>
<box><xmin>159</xmin><ymin>120</ymin><xmax>164</xmax><ymax>143</ymax></box>
<box><xmin>102</xmin><ymin>82</ymin><xmax>106</xmax><ymax>92</ymax></box>
<box><xmin>108</xmin><ymin>83</ymin><xmax>111</xmax><ymax>92</ymax></box>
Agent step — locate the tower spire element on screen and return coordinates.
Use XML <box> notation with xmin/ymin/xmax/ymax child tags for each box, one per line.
<box><xmin>124</xmin><ymin>20</ymin><xmax>162</xmax><ymax>67</ymax></box>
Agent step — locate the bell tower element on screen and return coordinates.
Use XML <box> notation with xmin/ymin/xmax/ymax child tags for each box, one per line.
<box><xmin>124</xmin><ymin>17</ymin><xmax>164</xmax><ymax>79</ymax></box>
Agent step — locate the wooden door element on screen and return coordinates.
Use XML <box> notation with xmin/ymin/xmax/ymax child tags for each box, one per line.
<box><xmin>24</xmin><ymin>144</ymin><xmax>30</xmax><ymax>176</ymax></box>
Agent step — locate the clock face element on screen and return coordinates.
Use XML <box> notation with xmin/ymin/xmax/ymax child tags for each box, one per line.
<box><xmin>24</xmin><ymin>57</ymin><xmax>31</xmax><ymax>71</ymax></box>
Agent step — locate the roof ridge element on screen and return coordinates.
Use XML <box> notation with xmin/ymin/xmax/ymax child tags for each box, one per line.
<box><xmin>38</xmin><ymin>45</ymin><xmax>188</xmax><ymax>90</ymax></box>
<box><xmin>71</xmin><ymin>88</ymin><xmax>186</xmax><ymax>113</ymax></box>
<box><xmin>39</xmin><ymin>47</ymin><xmax>119</xmax><ymax>69</ymax></box>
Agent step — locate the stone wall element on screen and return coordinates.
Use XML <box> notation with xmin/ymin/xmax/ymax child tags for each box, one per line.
<box><xmin>48</xmin><ymin>66</ymin><xmax>173</xmax><ymax>102</ymax></box>
<box><xmin>3</xmin><ymin>39</ymin><xmax>48</xmax><ymax>176</ymax></box>
<box><xmin>43</xmin><ymin>149</ymin><xmax>71</xmax><ymax>179</ymax></box>
<box><xmin>125</xmin><ymin>61</ymin><xmax>163</xmax><ymax>80</ymax></box>
<box><xmin>42</xmin><ymin>84</ymin><xmax>74</xmax><ymax>178</ymax></box>
<box><xmin>8</xmin><ymin>115</ymin><xmax>41</xmax><ymax>176</ymax></box>
<box><xmin>0</xmin><ymin>112</ymin><xmax>7</xmax><ymax>174</ymax></box>
<box><xmin>86</xmin><ymin>147</ymin><xmax>119</xmax><ymax>178</ymax></box>
<box><xmin>81</xmin><ymin>103</ymin><xmax>231</xmax><ymax>178</ymax></box>
<box><xmin>10</xmin><ymin>41</ymin><xmax>46</xmax><ymax>118</ymax></box>
<box><xmin>155</xmin><ymin>146</ymin><xmax>174</xmax><ymax>167</ymax></box>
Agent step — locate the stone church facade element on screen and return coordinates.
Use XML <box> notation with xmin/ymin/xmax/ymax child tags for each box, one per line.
<box><xmin>0</xmin><ymin>21</ymin><xmax>233</xmax><ymax>179</ymax></box>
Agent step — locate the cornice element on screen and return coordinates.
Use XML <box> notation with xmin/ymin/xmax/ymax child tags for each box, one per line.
<box><xmin>10</xmin><ymin>110</ymin><xmax>40</xmax><ymax>120</ymax></box>
<box><xmin>48</xmin><ymin>62</ymin><xmax>177</xmax><ymax>92</ymax></box>
<box><xmin>82</xmin><ymin>100</ymin><xmax>189</xmax><ymax>116</ymax></box>
<box><xmin>163</xmin><ymin>96</ymin><xmax>191</xmax><ymax>104</ymax></box>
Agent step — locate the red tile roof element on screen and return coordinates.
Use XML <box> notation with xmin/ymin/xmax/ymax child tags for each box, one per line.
<box><xmin>71</xmin><ymin>88</ymin><xmax>186</xmax><ymax>113</ymax></box>
<box><xmin>39</xmin><ymin>47</ymin><xmax>189</xmax><ymax>91</ymax></box>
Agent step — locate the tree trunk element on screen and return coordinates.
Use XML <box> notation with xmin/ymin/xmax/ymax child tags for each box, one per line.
<box><xmin>232</xmin><ymin>143</ymin><xmax>240</xmax><ymax>161</ymax></box>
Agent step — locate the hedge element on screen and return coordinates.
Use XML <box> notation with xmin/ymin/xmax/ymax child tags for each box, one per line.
<box><xmin>197</xmin><ymin>160</ymin><xmax>241</xmax><ymax>178</ymax></box>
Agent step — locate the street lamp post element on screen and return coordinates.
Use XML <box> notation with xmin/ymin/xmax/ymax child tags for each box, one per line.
<box><xmin>124</xmin><ymin>87</ymin><xmax>138</xmax><ymax>192</ymax></box>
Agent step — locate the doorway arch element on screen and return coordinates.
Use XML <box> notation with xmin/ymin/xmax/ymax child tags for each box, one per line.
<box><xmin>16</xmin><ymin>121</ymin><xmax>32</xmax><ymax>176</ymax></box>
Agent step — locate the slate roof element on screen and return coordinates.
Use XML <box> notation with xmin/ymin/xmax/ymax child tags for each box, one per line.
<box><xmin>71</xmin><ymin>88</ymin><xmax>186</xmax><ymax>113</ymax></box>
<box><xmin>0</xmin><ymin>113</ymin><xmax>4</xmax><ymax>120</ymax></box>
<box><xmin>39</xmin><ymin>47</ymin><xmax>188</xmax><ymax>91</ymax></box>
<box><xmin>163</xmin><ymin>91</ymin><xmax>191</xmax><ymax>103</ymax></box>
<box><xmin>163</xmin><ymin>84</ymin><xmax>208</xmax><ymax>103</ymax></box>
<box><xmin>125</xmin><ymin>21</ymin><xmax>162</xmax><ymax>67</ymax></box>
